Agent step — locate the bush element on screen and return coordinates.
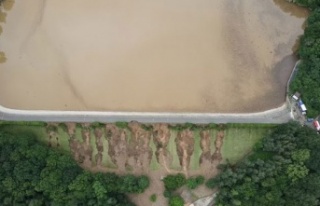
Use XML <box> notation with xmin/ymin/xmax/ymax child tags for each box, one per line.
<box><xmin>163</xmin><ymin>189</ymin><xmax>173</xmax><ymax>198</ymax></box>
<box><xmin>115</xmin><ymin>122</ymin><xmax>128</xmax><ymax>129</ymax></box>
<box><xmin>169</xmin><ymin>195</ymin><xmax>184</xmax><ymax>206</ymax></box>
<box><xmin>187</xmin><ymin>176</ymin><xmax>205</xmax><ymax>189</ymax></box>
<box><xmin>206</xmin><ymin>178</ymin><xmax>218</xmax><ymax>189</ymax></box>
<box><xmin>163</xmin><ymin>173</ymin><xmax>186</xmax><ymax>191</ymax></box>
<box><xmin>150</xmin><ymin>194</ymin><xmax>157</xmax><ymax>202</ymax></box>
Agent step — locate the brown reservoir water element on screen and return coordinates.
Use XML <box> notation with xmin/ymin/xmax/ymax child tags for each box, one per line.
<box><xmin>0</xmin><ymin>0</ymin><xmax>308</xmax><ymax>112</ymax></box>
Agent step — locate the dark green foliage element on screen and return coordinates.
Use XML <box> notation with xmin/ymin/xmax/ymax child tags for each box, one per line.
<box><xmin>59</xmin><ymin>123</ymin><xmax>69</xmax><ymax>133</ymax></box>
<box><xmin>169</xmin><ymin>123</ymin><xmax>198</xmax><ymax>131</ymax></box>
<box><xmin>291</xmin><ymin>0</ymin><xmax>320</xmax><ymax>9</ymax></box>
<box><xmin>0</xmin><ymin>131</ymin><xmax>149</xmax><ymax>205</ymax></box>
<box><xmin>163</xmin><ymin>173</ymin><xmax>186</xmax><ymax>191</ymax></box>
<box><xmin>202</xmin><ymin>123</ymin><xmax>218</xmax><ymax>130</ymax></box>
<box><xmin>149</xmin><ymin>194</ymin><xmax>157</xmax><ymax>202</ymax></box>
<box><xmin>120</xmin><ymin>175</ymin><xmax>150</xmax><ymax>193</ymax></box>
<box><xmin>169</xmin><ymin>195</ymin><xmax>184</xmax><ymax>206</ymax></box>
<box><xmin>290</xmin><ymin>8</ymin><xmax>320</xmax><ymax>117</ymax></box>
<box><xmin>0</xmin><ymin>121</ymin><xmax>47</xmax><ymax>126</ymax></box>
<box><xmin>115</xmin><ymin>122</ymin><xmax>129</xmax><ymax>129</ymax></box>
<box><xmin>141</xmin><ymin>124</ymin><xmax>153</xmax><ymax>131</ymax></box>
<box><xmin>186</xmin><ymin>175</ymin><xmax>205</xmax><ymax>189</ymax></box>
<box><xmin>90</xmin><ymin>122</ymin><xmax>105</xmax><ymax>129</ymax></box>
<box><xmin>207</xmin><ymin>122</ymin><xmax>320</xmax><ymax>206</ymax></box>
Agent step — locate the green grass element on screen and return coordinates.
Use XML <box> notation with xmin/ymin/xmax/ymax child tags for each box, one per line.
<box><xmin>168</xmin><ymin>130</ymin><xmax>181</xmax><ymax>170</ymax></box>
<box><xmin>0</xmin><ymin>124</ymin><xmax>48</xmax><ymax>145</ymax></box>
<box><xmin>190</xmin><ymin>129</ymin><xmax>201</xmax><ymax>170</ymax></box>
<box><xmin>0</xmin><ymin>121</ymin><xmax>275</xmax><ymax>171</ymax></box>
<box><xmin>149</xmin><ymin>137</ymin><xmax>161</xmax><ymax>170</ymax></box>
<box><xmin>57</xmin><ymin>126</ymin><xmax>71</xmax><ymax>152</ymax></box>
<box><xmin>210</xmin><ymin>129</ymin><xmax>218</xmax><ymax>154</ymax></box>
<box><xmin>90</xmin><ymin>129</ymin><xmax>98</xmax><ymax>165</ymax></box>
<box><xmin>0</xmin><ymin>124</ymin><xmax>72</xmax><ymax>153</ymax></box>
<box><xmin>222</xmin><ymin>125</ymin><xmax>274</xmax><ymax>164</ymax></box>
<box><xmin>101</xmin><ymin>135</ymin><xmax>117</xmax><ymax>168</ymax></box>
<box><xmin>74</xmin><ymin>127</ymin><xmax>84</xmax><ymax>143</ymax></box>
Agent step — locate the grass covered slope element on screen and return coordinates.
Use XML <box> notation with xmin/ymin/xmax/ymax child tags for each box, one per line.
<box><xmin>207</xmin><ymin>122</ymin><xmax>320</xmax><ymax>206</ymax></box>
<box><xmin>290</xmin><ymin>7</ymin><xmax>320</xmax><ymax>117</ymax></box>
<box><xmin>0</xmin><ymin>122</ymin><xmax>273</xmax><ymax>173</ymax></box>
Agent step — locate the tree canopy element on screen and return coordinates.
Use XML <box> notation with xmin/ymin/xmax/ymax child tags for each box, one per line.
<box><xmin>290</xmin><ymin>5</ymin><xmax>320</xmax><ymax>117</ymax></box>
<box><xmin>0</xmin><ymin>132</ymin><xmax>149</xmax><ymax>206</ymax></box>
<box><xmin>206</xmin><ymin>122</ymin><xmax>320</xmax><ymax>206</ymax></box>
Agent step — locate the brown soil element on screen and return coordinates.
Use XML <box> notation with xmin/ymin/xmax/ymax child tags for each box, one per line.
<box><xmin>105</xmin><ymin>123</ymin><xmax>128</xmax><ymax>171</ymax></box>
<box><xmin>69</xmin><ymin>138</ymin><xmax>84</xmax><ymax>163</ymax></box>
<box><xmin>81</xmin><ymin>123</ymin><xmax>93</xmax><ymax>166</ymax></box>
<box><xmin>127</xmin><ymin>122</ymin><xmax>153</xmax><ymax>173</ymax></box>
<box><xmin>198</xmin><ymin>128</ymin><xmax>225</xmax><ymax>178</ymax></box>
<box><xmin>68</xmin><ymin>123</ymin><xmax>93</xmax><ymax>168</ymax></box>
<box><xmin>176</xmin><ymin>129</ymin><xmax>195</xmax><ymax>176</ymax></box>
<box><xmin>46</xmin><ymin>122</ymin><xmax>227</xmax><ymax>206</ymax></box>
<box><xmin>65</xmin><ymin>122</ymin><xmax>76</xmax><ymax>139</ymax></box>
<box><xmin>152</xmin><ymin>123</ymin><xmax>173</xmax><ymax>173</ymax></box>
<box><xmin>200</xmin><ymin>130</ymin><xmax>212</xmax><ymax>168</ymax></box>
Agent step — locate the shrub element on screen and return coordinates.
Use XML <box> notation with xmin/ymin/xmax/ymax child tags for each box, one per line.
<box><xmin>150</xmin><ymin>194</ymin><xmax>157</xmax><ymax>202</ymax></box>
<box><xmin>115</xmin><ymin>122</ymin><xmax>128</xmax><ymax>129</ymax></box>
<box><xmin>187</xmin><ymin>175</ymin><xmax>205</xmax><ymax>189</ymax></box>
<box><xmin>163</xmin><ymin>189</ymin><xmax>173</xmax><ymax>198</ymax></box>
<box><xmin>169</xmin><ymin>195</ymin><xmax>184</xmax><ymax>206</ymax></box>
<box><xmin>163</xmin><ymin>173</ymin><xmax>186</xmax><ymax>191</ymax></box>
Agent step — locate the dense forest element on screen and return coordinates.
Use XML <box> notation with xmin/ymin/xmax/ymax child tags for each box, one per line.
<box><xmin>290</xmin><ymin>2</ymin><xmax>320</xmax><ymax>117</ymax></box>
<box><xmin>206</xmin><ymin>122</ymin><xmax>320</xmax><ymax>206</ymax></box>
<box><xmin>289</xmin><ymin>0</ymin><xmax>320</xmax><ymax>9</ymax></box>
<box><xmin>0</xmin><ymin>132</ymin><xmax>149</xmax><ymax>206</ymax></box>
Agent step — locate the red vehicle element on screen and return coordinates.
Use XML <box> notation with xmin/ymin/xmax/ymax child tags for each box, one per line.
<box><xmin>313</xmin><ymin>120</ymin><xmax>320</xmax><ymax>131</ymax></box>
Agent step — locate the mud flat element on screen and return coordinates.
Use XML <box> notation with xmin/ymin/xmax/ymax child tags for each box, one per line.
<box><xmin>0</xmin><ymin>0</ymin><xmax>308</xmax><ymax>112</ymax></box>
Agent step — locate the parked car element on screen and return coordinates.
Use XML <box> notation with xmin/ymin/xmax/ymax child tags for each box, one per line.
<box><xmin>313</xmin><ymin>120</ymin><xmax>320</xmax><ymax>131</ymax></box>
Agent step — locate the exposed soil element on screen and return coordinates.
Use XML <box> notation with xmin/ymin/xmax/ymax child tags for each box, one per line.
<box><xmin>210</xmin><ymin>130</ymin><xmax>225</xmax><ymax>176</ymax></box>
<box><xmin>68</xmin><ymin>123</ymin><xmax>93</xmax><ymax>169</ymax></box>
<box><xmin>152</xmin><ymin>123</ymin><xmax>172</xmax><ymax>173</ymax></box>
<box><xmin>176</xmin><ymin>129</ymin><xmax>194</xmax><ymax>176</ymax></box>
<box><xmin>127</xmin><ymin>122</ymin><xmax>153</xmax><ymax>173</ymax></box>
<box><xmin>65</xmin><ymin>122</ymin><xmax>76</xmax><ymax>139</ymax></box>
<box><xmin>41</xmin><ymin>120</ymin><xmax>231</xmax><ymax>206</ymax></box>
<box><xmin>80</xmin><ymin>124</ymin><xmax>93</xmax><ymax>167</ymax></box>
<box><xmin>198</xmin><ymin>128</ymin><xmax>226</xmax><ymax>178</ymax></box>
<box><xmin>200</xmin><ymin>130</ymin><xmax>212</xmax><ymax>169</ymax></box>
<box><xmin>105</xmin><ymin>123</ymin><xmax>128</xmax><ymax>171</ymax></box>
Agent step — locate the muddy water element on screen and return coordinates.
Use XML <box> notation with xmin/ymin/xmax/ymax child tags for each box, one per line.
<box><xmin>0</xmin><ymin>0</ymin><xmax>308</xmax><ymax>112</ymax></box>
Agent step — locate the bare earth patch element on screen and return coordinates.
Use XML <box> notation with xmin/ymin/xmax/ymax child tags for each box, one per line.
<box><xmin>127</xmin><ymin>122</ymin><xmax>153</xmax><ymax>173</ymax></box>
<box><xmin>105</xmin><ymin>124</ymin><xmax>128</xmax><ymax>171</ymax></box>
<box><xmin>58</xmin><ymin>122</ymin><xmax>228</xmax><ymax>206</ymax></box>
<box><xmin>176</xmin><ymin>129</ymin><xmax>195</xmax><ymax>176</ymax></box>
<box><xmin>153</xmin><ymin>123</ymin><xmax>173</xmax><ymax>173</ymax></box>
